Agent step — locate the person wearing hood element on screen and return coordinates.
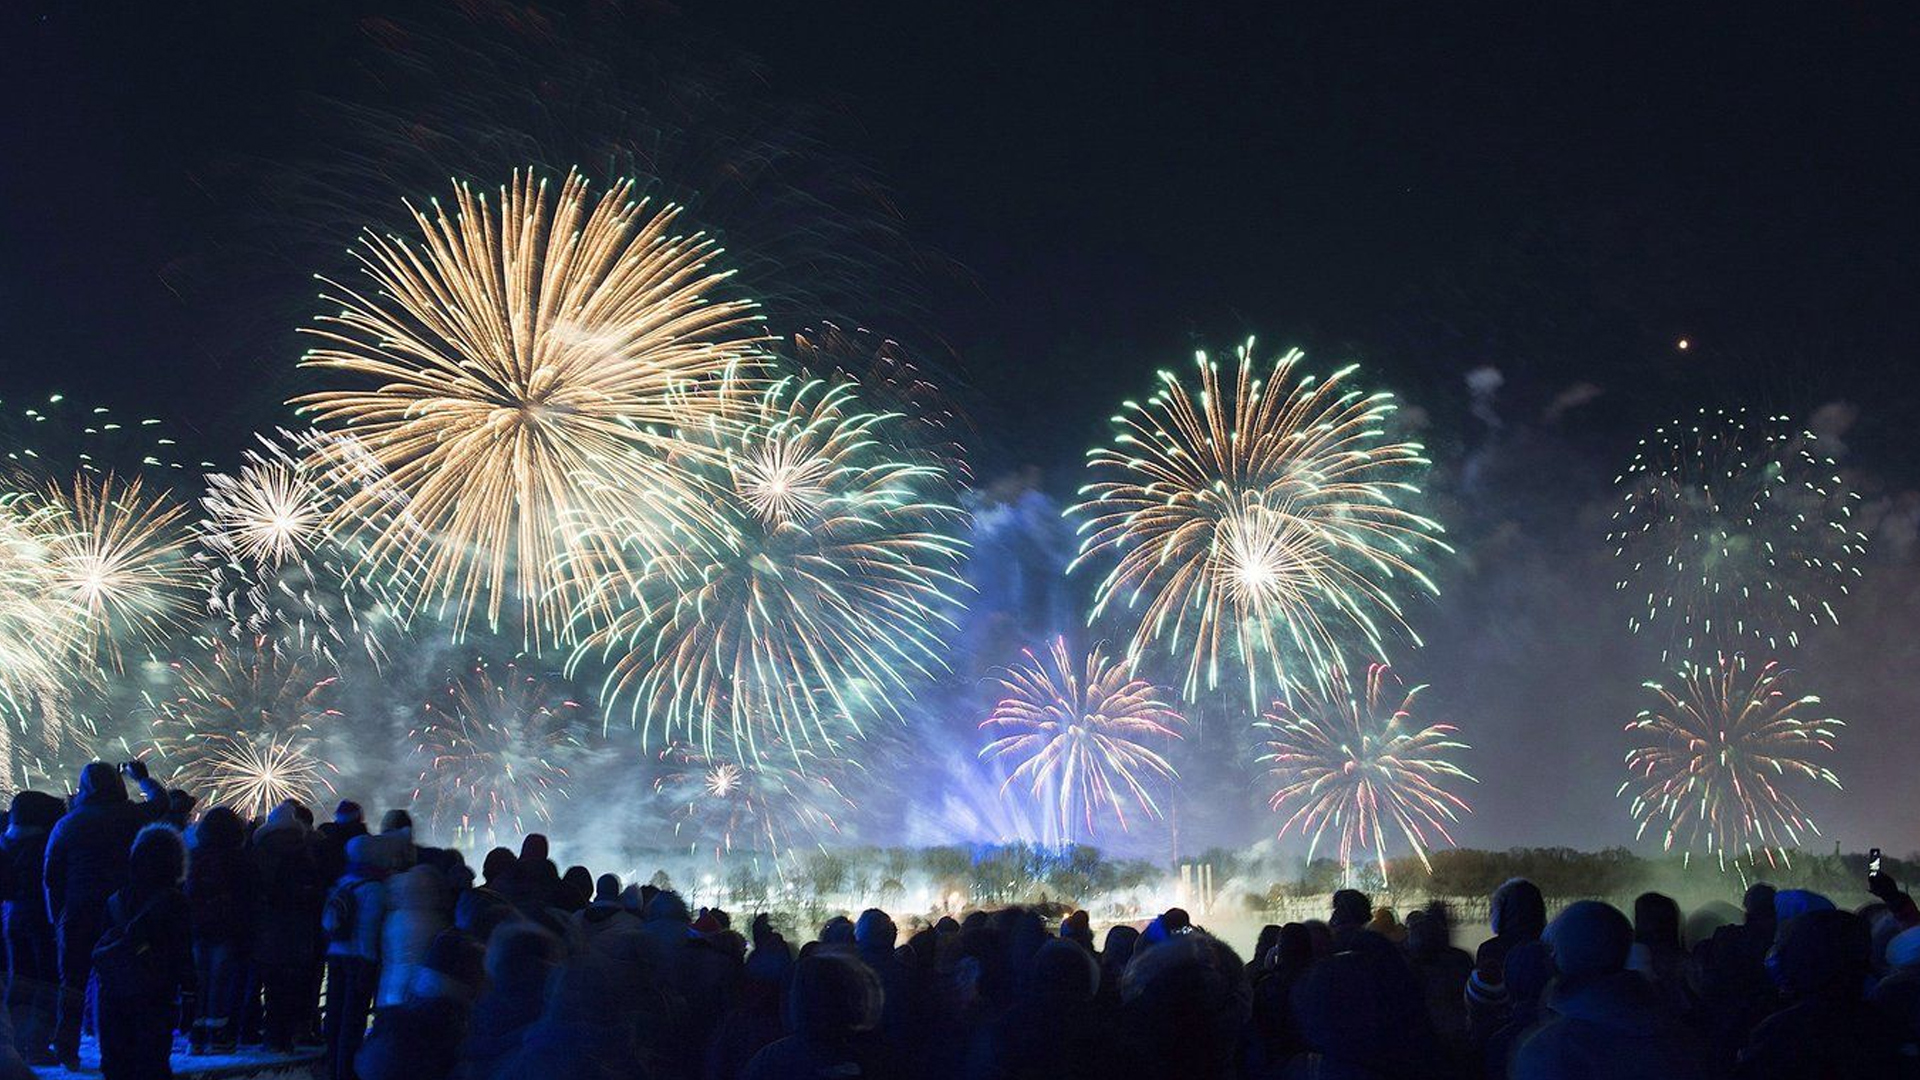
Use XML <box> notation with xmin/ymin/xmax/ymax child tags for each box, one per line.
<box><xmin>371</xmin><ymin>810</ymin><xmax>417</xmax><ymax>873</ymax></box>
<box><xmin>1511</xmin><ymin>900</ymin><xmax>1713</xmax><ymax>1080</ymax></box>
<box><xmin>355</xmin><ymin>930</ymin><xmax>484</xmax><ymax>1080</ymax></box>
<box><xmin>94</xmin><ymin>823</ymin><xmax>190</xmax><ymax>1080</ymax></box>
<box><xmin>1467</xmin><ymin>877</ymin><xmax>1546</xmax><ymax>1044</ymax></box>
<box><xmin>1736</xmin><ymin>907</ymin><xmax>1900</xmax><ymax>1079</ymax></box>
<box><xmin>323</xmin><ymin>834</ymin><xmax>392</xmax><ymax>1080</ymax></box>
<box><xmin>251</xmin><ymin>799</ymin><xmax>324</xmax><ymax>1053</ymax></box>
<box><xmin>43</xmin><ymin>760</ymin><xmax>167</xmax><ymax>1069</ymax></box>
<box><xmin>1627</xmin><ymin>891</ymin><xmax>1693</xmax><ymax>1017</ymax></box>
<box><xmin>316</xmin><ymin>802</ymin><xmax>369</xmax><ymax>889</ymax></box>
<box><xmin>854</xmin><ymin>908</ymin><xmax>921</xmax><ymax>1053</ymax></box>
<box><xmin>460</xmin><ymin>923</ymin><xmax>561</xmax><ymax>1080</ymax></box>
<box><xmin>185</xmin><ymin>806</ymin><xmax>254</xmax><ymax>1053</ymax></box>
<box><xmin>558</xmin><ymin>866</ymin><xmax>592</xmax><ymax>914</ymax></box>
<box><xmin>743</xmin><ymin>951</ymin><xmax>897</xmax><ymax>1080</ymax></box>
<box><xmin>572</xmin><ymin>873</ymin><xmax>636</xmax><ymax>950</ymax></box>
<box><xmin>2</xmin><ymin>791</ymin><xmax>64</xmax><ymax>1063</ymax></box>
<box><xmin>378</xmin><ymin>864</ymin><xmax>451</xmax><ymax>1008</ymax></box>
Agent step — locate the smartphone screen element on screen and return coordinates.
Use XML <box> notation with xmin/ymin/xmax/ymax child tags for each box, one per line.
<box><xmin>1870</xmin><ymin>847</ymin><xmax>1883</xmax><ymax>875</ymax></box>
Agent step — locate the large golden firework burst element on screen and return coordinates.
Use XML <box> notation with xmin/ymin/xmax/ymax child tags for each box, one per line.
<box><xmin>1070</xmin><ymin>340</ymin><xmax>1447</xmax><ymax>704</ymax></box>
<box><xmin>37</xmin><ymin>473</ymin><xmax>198</xmax><ymax>670</ymax></box>
<box><xmin>295</xmin><ymin>169</ymin><xmax>767</xmax><ymax>643</ymax></box>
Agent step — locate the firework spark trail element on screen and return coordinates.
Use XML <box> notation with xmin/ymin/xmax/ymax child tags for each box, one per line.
<box><xmin>1070</xmin><ymin>340</ymin><xmax>1447</xmax><ymax>705</ymax></box>
<box><xmin>654</xmin><ymin>736</ymin><xmax>855</xmax><ymax>865</ymax></box>
<box><xmin>200</xmin><ymin>429</ymin><xmax>402</xmax><ymax>669</ymax></box>
<box><xmin>1609</xmin><ymin>407</ymin><xmax>1866</xmax><ymax>662</ymax></box>
<box><xmin>411</xmin><ymin>658</ymin><xmax>580</xmax><ymax>849</ymax></box>
<box><xmin>37</xmin><ymin>473</ymin><xmax>198</xmax><ymax>671</ymax></box>
<box><xmin>979</xmin><ymin>636</ymin><xmax>1183</xmax><ymax>840</ymax></box>
<box><xmin>148</xmin><ymin>638</ymin><xmax>342</xmax><ymax>819</ymax></box>
<box><xmin>1620</xmin><ymin>654</ymin><xmax>1842</xmax><ymax>871</ymax></box>
<box><xmin>1258</xmin><ymin>663</ymin><xmax>1474</xmax><ymax>885</ymax></box>
<box><xmin>0</xmin><ymin>493</ymin><xmax>83</xmax><ymax>788</ymax></box>
<box><xmin>295</xmin><ymin>169</ymin><xmax>767</xmax><ymax>644</ymax></box>
<box><xmin>571</xmin><ymin>375</ymin><xmax>966</xmax><ymax>763</ymax></box>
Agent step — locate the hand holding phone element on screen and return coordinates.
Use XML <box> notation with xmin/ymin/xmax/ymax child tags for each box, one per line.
<box><xmin>1871</xmin><ymin>847</ymin><xmax>1884</xmax><ymax>875</ymax></box>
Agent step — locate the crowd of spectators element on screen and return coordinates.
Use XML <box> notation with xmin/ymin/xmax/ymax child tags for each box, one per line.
<box><xmin>2</xmin><ymin>760</ymin><xmax>1918</xmax><ymax>1079</ymax></box>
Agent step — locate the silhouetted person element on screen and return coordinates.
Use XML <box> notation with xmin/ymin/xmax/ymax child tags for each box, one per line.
<box><xmin>185</xmin><ymin>806</ymin><xmax>253</xmax><ymax>1052</ymax></box>
<box><xmin>1245</xmin><ymin>922</ymin><xmax>1314</xmax><ymax>1075</ymax></box>
<box><xmin>1467</xmin><ymin>877</ymin><xmax>1546</xmax><ymax>1043</ymax></box>
<box><xmin>967</xmin><ymin>938</ymin><xmax>1105</xmax><ymax>1080</ymax></box>
<box><xmin>252</xmin><ymin>799</ymin><xmax>323</xmax><ymax>1052</ymax></box>
<box><xmin>462</xmin><ymin>924</ymin><xmax>562</xmax><ymax>1080</ymax></box>
<box><xmin>44</xmin><ymin>761</ymin><xmax>166</xmax><ymax>1069</ymax></box>
<box><xmin>499</xmin><ymin>959</ymin><xmax>644</xmax><ymax>1080</ymax></box>
<box><xmin>1483</xmin><ymin>940</ymin><xmax>1554</xmax><ymax>1080</ymax></box>
<box><xmin>1117</xmin><ymin>932</ymin><xmax>1248</xmax><ymax>1080</ymax></box>
<box><xmin>94</xmin><ymin>824</ymin><xmax>190</xmax><ymax>1080</ymax></box>
<box><xmin>1736</xmin><ymin>907</ymin><xmax>1901</xmax><ymax>1079</ymax></box>
<box><xmin>1408</xmin><ymin>901</ymin><xmax>1476</xmax><ymax>1050</ymax></box>
<box><xmin>356</xmin><ymin>930</ymin><xmax>485</xmax><ymax>1080</ymax></box>
<box><xmin>323</xmin><ymin>835</ymin><xmax>392</xmax><ymax>1080</ymax></box>
<box><xmin>743</xmin><ymin>951</ymin><xmax>896</xmax><ymax>1080</ymax></box>
<box><xmin>1512</xmin><ymin>900</ymin><xmax>1712</xmax><ymax>1080</ymax></box>
<box><xmin>1</xmin><ymin>791</ymin><xmax>63</xmax><ymax>1064</ymax></box>
<box><xmin>1695</xmin><ymin>882</ymin><xmax>1779</xmax><ymax>1062</ymax></box>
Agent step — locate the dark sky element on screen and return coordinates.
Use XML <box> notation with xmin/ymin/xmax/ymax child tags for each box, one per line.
<box><xmin>5</xmin><ymin>1</ymin><xmax>1920</xmax><ymax>854</ymax></box>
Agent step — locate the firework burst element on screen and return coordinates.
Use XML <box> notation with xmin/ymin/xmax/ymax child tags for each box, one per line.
<box><xmin>655</xmin><ymin>736</ymin><xmax>854</xmax><ymax>864</ymax></box>
<box><xmin>1620</xmin><ymin>654</ymin><xmax>1841</xmax><ymax>870</ymax></box>
<box><xmin>979</xmin><ymin>637</ymin><xmax>1182</xmax><ymax>840</ymax></box>
<box><xmin>572</xmin><ymin>375</ymin><xmax>966</xmax><ymax>762</ymax></box>
<box><xmin>0</xmin><ymin>494</ymin><xmax>82</xmax><ymax>788</ymax></box>
<box><xmin>295</xmin><ymin>169</ymin><xmax>766</xmax><ymax>643</ymax></box>
<box><xmin>1609</xmin><ymin>407</ymin><xmax>1866</xmax><ymax>661</ymax></box>
<box><xmin>200</xmin><ymin>429</ymin><xmax>401</xmax><ymax>668</ymax></box>
<box><xmin>1258</xmin><ymin>663</ymin><xmax>1474</xmax><ymax>884</ymax></box>
<box><xmin>1071</xmin><ymin>340</ymin><xmax>1446</xmax><ymax>704</ymax></box>
<box><xmin>149</xmin><ymin>638</ymin><xmax>341</xmax><ymax>818</ymax></box>
<box><xmin>412</xmin><ymin>659</ymin><xmax>581</xmax><ymax>848</ymax></box>
<box><xmin>36</xmin><ymin>474</ymin><xmax>197</xmax><ymax>670</ymax></box>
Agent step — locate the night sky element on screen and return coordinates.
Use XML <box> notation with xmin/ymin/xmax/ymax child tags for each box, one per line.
<box><xmin>5</xmin><ymin>1</ymin><xmax>1919</xmax><ymax>854</ymax></box>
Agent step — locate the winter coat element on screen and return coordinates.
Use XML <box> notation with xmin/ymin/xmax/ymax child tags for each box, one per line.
<box><xmin>324</xmin><ymin>872</ymin><xmax>388</xmax><ymax>962</ymax></box>
<box><xmin>742</xmin><ymin>1034</ymin><xmax>899</xmax><ymax>1080</ymax></box>
<box><xmin>0</xmin><ymin>792</ymin><xmax>63</xmax><ymax>931</ymax></box>
<box><xmin>315</xmin><ymin>819</ymin><xmax>368</xmax><ymax>889</ymax></box>
<box><xmin>95</xmin><ymin>883</ymin><xmax>191</xmax><ymax>1002</ymax></box>
<box><xmin>250</xmin><ymin>807</ymin><xmax>323</xmax><ymax>966</ymax></box>
<box><xmin>186</xmin><ymin>816</ymin><xmax>254</xmax><ymax>945</ymax></box>
<box><xmin>1511</xmin><ymin>970</ymin><xmax>1715</xmax><ymax>1080</ymax></box>
<box><xmin>1734</xmin><ymin>995</ymin><xmax>1903</xmax><ymax>1080</ymax></box>
<box><xmin>378</xmin><ymin>866</ymin><xmax>451</xmax><ymax>1007</ymax></box>
<box><xmin>43</xmin><ymin>764</ymin><xmax>166</xmax><ymax>924</ymax></box>
<box><xmin>356</xmin><ymin>997</ymin><xmax>469</xmax><ymax>1080</ymax></box>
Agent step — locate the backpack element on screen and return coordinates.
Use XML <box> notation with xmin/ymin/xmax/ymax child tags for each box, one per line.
<box><xmin>92</xmin><ymin>891</ymin><xmax>171</xmax><ymax>999</ymax></box>
<box><xmin>324</xmin><ymin>879</ymin><xmax>369</xmax><ymax>946</ymax></box>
